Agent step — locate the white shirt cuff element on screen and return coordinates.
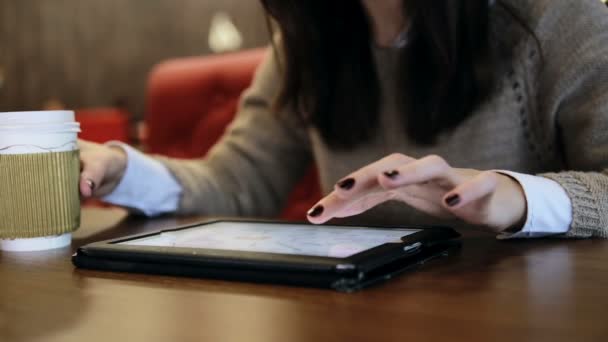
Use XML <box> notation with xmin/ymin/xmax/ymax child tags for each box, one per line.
<box><xmin>495</xmin><ymin>171</ymin><xmax>572</xmax><ymax>239</ymax></box>
<box><xmin>101</xmin><ymin>142</ymin><xmax>182</xmax><ymax>216</ymax></box>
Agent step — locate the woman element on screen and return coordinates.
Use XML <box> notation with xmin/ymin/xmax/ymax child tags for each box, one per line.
<box><xmin>80</xmin><ymin>0</ymin><xmax>608</xmax><ymax>238</ymax></box>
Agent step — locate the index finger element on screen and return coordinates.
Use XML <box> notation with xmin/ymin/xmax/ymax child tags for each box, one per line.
<box><xmin>307</xmin><ymin>189</ymin><xmax>394</xmax><ymax>225</ymax></box>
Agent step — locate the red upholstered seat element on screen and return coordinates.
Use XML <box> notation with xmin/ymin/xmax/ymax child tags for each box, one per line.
<box><xmin>144</xmin><ymin>49</ymin><xmax>321</xmax><ymax>220</ymax></box>
<box><xmin>76</xmin><ymin>108</ymin><xmax>130</xmax><ymax>144</ymax></box>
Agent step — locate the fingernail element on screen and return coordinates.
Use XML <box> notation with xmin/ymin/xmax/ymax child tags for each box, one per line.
<box><xmin>307</xmin><ymin>205</ymin><xmax>324</xmax><ymax>218</ymax></box>
<box><xmin>384</xmin><ymin>170</ymin><xmax>400</xmax><ymax>179</ymax></box>
<box><xmin>86</xmin><ymin>179</ymin><xmax>96</xmax><ymax>191</ymax></box>
<box><xmin>445</xmin><ymin>194</ymin><xmax>460</xmax><ymax>207</ymax></box>
<box><xmin>337</xmin><ymin>178</ymin><xmax>355</xmax><ymax>190</ymax></box>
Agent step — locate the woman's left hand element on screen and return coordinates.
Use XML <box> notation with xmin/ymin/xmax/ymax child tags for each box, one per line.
<box><xmin>306</xmin><ymin>153</ymin><xmax>528</xmax><ymax>233</ymax></box>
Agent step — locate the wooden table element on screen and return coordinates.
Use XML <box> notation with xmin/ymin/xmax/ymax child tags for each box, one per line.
<box><xmin>1</xmin><ymin>208</ymin><xmax>607</xmax><ymax>342</ymax></box>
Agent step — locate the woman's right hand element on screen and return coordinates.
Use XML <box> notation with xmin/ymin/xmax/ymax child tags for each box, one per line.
<box><xmin>78</xmin><ymin>140</ymin><xmax>128</xmax><ymax>198</ymax></box>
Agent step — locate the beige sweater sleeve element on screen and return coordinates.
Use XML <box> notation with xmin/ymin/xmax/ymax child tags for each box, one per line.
<box><xmin>533</xmin><ymin>0</ymin><xmax>608</xmax><ymax>238</ymax></box>
<box><xmin>154</xmin><ymin>48</ymin><xmax>312</xmax><ymax>217</ymax></box>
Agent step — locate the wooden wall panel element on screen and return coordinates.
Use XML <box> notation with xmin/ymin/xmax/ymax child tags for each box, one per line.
<box><xmin>0</xmin><ymin>0</ymin><xmax>269</xmax><ymax>118</ymax></box>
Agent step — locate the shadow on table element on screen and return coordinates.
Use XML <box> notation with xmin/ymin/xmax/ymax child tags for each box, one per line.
<box><xmin>390</xmin><ymin>233</ymin><xmax>586</xmax><ymax>296</ymax></box>
<box><xmin>69</xmin><ymin>233</ymin><xmax>573</xmax><ymax>294</ymax></box>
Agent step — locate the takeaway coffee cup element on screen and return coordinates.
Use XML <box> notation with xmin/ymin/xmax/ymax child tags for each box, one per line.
<box><xmin>0</xmin><ymin>111</ymin><xmax>81</xmax><ymax>251</ymax></box>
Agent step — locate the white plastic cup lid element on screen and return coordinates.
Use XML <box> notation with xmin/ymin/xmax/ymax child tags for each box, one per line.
<box><xmin>0</xmin><ymin>123</ymin><xmax>81</xmax><ymax>133</ymax></box>
<box><xmin>0</xmin><ymin>111</ymin><xmax>75</xmax><ymax>126</ymax></box>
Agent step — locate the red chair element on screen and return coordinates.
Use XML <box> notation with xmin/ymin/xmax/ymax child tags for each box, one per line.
<box><xmin>76</xmin><ymin>108</ymin><xmax>130</xmax><ymax>144</ymax></box>
<box><xmin>144</xmin><ymin>49</ymin><xmax>321</xmax><ymax>220</ymax></box>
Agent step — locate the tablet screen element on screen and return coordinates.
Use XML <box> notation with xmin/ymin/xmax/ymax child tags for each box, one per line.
<box><xmin>120</xmin><ymin>222</ymin><xmax>419</xmax><ymax>258</ymax></box>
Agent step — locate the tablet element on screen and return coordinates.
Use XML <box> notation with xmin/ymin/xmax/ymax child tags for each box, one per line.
<box><xmin>73</xmin><ymin>220</ymin><xmax>460</xmax><ymax>292</ymax></box>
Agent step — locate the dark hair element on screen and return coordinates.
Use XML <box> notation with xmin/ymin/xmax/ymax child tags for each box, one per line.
<box><xmin>260</xmin><ymin>0</ymin><xmax>528</xmax><ymax>148</ymax></box>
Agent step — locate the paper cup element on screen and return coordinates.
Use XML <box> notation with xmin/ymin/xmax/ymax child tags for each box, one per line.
<box><xmin>0</xmin><ymin>111</ymin><xmax>81</xmax><ymax>251</ymax></box>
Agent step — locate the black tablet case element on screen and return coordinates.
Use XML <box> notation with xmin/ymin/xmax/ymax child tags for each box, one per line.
<box><xmin>73</xmin><ymin>233</ymin><xmax>460</xmax><ymax>292</ymax></box>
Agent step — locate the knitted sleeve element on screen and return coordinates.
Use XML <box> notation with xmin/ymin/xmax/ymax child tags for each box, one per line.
<box><xmin>532</xmin><ymin>0</ymin><xmax>608</xmax><ymax>238</ymax></box>
<box><xmin>154</xmin><ymin>48</ymin><xmax>313</xmax><ymax>217</ymax></box>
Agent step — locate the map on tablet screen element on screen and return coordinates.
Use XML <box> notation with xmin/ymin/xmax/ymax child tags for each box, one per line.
<box><xmin>120</xmin><ymin>222</ymin><xmax>419</xmax><ymax>258</ymax></box>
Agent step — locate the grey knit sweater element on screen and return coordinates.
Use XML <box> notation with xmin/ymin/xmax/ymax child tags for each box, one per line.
<box><xmin>157</xmin><ymin>0</ymin><xmax>608</xmax><ymax>238</ymax></box>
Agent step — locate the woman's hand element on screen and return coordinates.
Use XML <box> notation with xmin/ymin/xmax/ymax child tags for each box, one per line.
<box><xmin>78</xmin><ymin>140</ymin><xmax>128</xmax><ymax>198</ymax></box>
<box><xmin>307</xmin><ymin>154</ymin><xmax>528</xmax><ymax>233</ymax></box>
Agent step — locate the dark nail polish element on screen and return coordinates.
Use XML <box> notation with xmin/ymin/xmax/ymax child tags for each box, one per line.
<box><xmin>384</xmin><ymin>170</ymin><xmax>400</xmax><ymax>179</ymax></box>
<box><xmin>87</xmin><ymin>179</ymin><xmax>96</xmax><ymax>191</ymax></box>
<box><xmin>445</xmin><ymin>194</ymin><xmax>461</xmax><ymax>207</ymax></box>
<box><xmin>307</xmin><ymin>205</ymin><xmax>324</xmax><ymax>218</ymax></box>
<box><xmin>337</xmin><ymin>178</ymin><xmax>355</xmax><ymax>190</ymax></box>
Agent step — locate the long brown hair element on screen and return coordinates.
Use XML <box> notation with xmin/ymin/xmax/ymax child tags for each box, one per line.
<box><xmin>260</xmin><ymin>0</ymin><xmax>529</xmax><ymax>148</ymax></box>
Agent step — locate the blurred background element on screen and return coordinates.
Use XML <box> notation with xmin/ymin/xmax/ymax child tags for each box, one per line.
<box><xmin>0</xmin><ymin>0</ymin><xmax>269</xmax><ymax>123</ymax></box>
<box><xmin>3</xmin><ymin>0</ymin><xmax>607</xmax><ymax>146</ymax></box>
